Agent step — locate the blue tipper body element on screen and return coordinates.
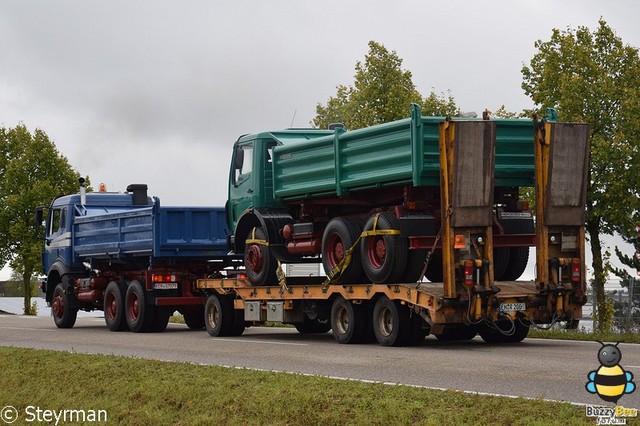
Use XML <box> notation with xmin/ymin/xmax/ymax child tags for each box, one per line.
<box><xmin>44</xmin><ymin>191</ymin><xmax>230</xmax><ymax>272</ymax></box>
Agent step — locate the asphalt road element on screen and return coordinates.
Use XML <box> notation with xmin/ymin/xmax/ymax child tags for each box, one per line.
<box><xmin>1</xmin><ymin>314</ymin><xmax>639</xmax><ymax>407</ymax></box>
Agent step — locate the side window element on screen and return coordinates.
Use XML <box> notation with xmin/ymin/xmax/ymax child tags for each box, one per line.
<box><xmin>48</xmin><ymin>208</ymin><xmax>67</xmax><ymax>237</ymax></box>
<box><xmin>266</xmin><ymin>142</ymin><xmax>277</xmax><ymax>164</ymax></box>
<box><xmin>233</xmin><ymin>144</ymin><xmax>254</xmax><ymax>185</ymax></box>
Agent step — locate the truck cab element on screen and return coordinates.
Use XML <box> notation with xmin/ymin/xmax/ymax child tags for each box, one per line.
<box><xmin>227</xmin><ymin>130</ymin><xmax>333</xmax><ymax>232</ymax></box>
<box><xmin>39</xmin><ymin>186</ymin><xmax>151</xmax><ymax>303</ymax></box>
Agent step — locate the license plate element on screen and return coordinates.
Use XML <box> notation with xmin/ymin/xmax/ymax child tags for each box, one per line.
<box><xmin>500</xmin><ymin>303</ymin><xmax>525</xmax><ymax>312</ymax></box>
<box><xmin>153</xmin><ymin>282</ymin><xmax>178</xmax><ymax>290</ymax></box>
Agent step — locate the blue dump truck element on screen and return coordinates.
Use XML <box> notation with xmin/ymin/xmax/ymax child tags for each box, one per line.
<box><xmin>37</xmin><ymin>183</ymin><xmax>239</xmax><ymax>332</ymax></box>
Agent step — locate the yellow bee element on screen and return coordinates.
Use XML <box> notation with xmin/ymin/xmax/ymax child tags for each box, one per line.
<box><xmin>586</xmin><ymin>342</ymin><xmax>635</xmax><ymax>403</ymax></box>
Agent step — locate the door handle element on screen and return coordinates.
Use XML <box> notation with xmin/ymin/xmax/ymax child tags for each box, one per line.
<box><xmin>247</xmin><ymin>189</ymin><xmax>254</xmax><ymax>194</ymax></box>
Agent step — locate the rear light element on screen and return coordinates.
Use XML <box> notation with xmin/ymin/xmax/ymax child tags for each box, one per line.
<box><xmin>152</xmin><ymin>274</ymin><xmax>177</xmax><ymax>283</ymax></box>
<box><xmin>454</xmin><ymin>234</ymin><xmax>467</xmax><ymax>250</ymax></box>
<box><xmin>571</xmin><ymin>258</ymin><xmax>581</xmax><ymax>282</ymax></box>
<box><xmin>463</xmin><ymin>260</ymin><xmax>474</xmax><ymax>288</ymax></box>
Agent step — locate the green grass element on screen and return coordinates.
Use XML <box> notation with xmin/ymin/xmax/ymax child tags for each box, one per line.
<box><xmin>528</xmin><ymin>327</ymin><xmax>640</xmax><ymax>344</ymax></box>
<box><xmin>0</xmin><ymin>346</ymin><xmax>591</xmax><ymax>426</ymax></box>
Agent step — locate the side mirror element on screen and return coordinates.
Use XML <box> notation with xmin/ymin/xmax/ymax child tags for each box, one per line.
<box><xmin>234</xmin><ymin>147</ymin><xmax>245</xmax><ymax>170</ymax></box>
<box><xmin>34</xmin><ymin>207</ymin><xmax>45</xmax><ymax>228</ymax></box>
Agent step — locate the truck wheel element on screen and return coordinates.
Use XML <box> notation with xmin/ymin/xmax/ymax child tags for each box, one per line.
<box><xmin>229</xmin><ymin>307</ymin><xmax>246</xmax><ymax>337</ymax></box>
<box><xmin>424</xmin><ymin>251</ymin><xmax>443</xmax><ymax>282</ymax></box>
<box><xmin>125</xmin><ymin>280</ymin><xmax>156</xmax><ymax>333</ymax></box>
<box><xmin>104</xmin><ymin>281</ymin><xmax>128</xmax><ymax>331</ymax></box>
<box><xmin>501</xmin><ymin>247</ymin><xmax>530</xmax><ymax>281</ymax></box>
<box><xmin>244</xmin><ymin>226</ymin><xmax>278</xmax><ymax>286</ymax></box>
<box><xmin>149</xmin><ymin>307</ymin><xmax>171</xmax><ymax>332</ymax></box>
<box><xmin>322</xmin><ymin>217</ymin><xmax>365</xmax><ymax>283</ymax></box>
<box><xmin>407</xmin><ymin>313</ymin><xmax>429</xmax><ymax>346</ymax></box>
<box><xmin>51</xmin><ymin>283</ymin><xmax>78</xmax><ymax>329</ymax></box>
<box><xmin>330</xmin><ymin>296</ymin><xmax>367</xmax><ymax>344</ymax></box>
<box><xmin>435</xmin><ymin>325</ymin><xmax>477</xmax><ymax>341</ymax></box>
<box><xmin>295</xmin><ymin>317</ymin><xmax>331</xmax><ymax>334</ymax></box>
<box><xmin>205</xmin><ymin>294</ymin><xmax>233</xmax><ymax>337</ymax></box>
<box><xmin>183</xmin><ymin>308</ymin><xmax>205</xmax><ymax>330</ymax></box>
<box><xmin>479</xmin><ymin>320</ymin><xmax>529</xmax><ymax>344</ymax></box>
<box><xmin>361</xmin><ymin>213</ymin><xmax>407</xmax><ymax>283</ymax></box>
<box><xmin>372</xmin><ymin>296</ymin><xmax>410</xmax><ymax>346</ymax></box>
<box><xmin>400</xmin><ymin>249</ymin><xmax>427</xmax><ymax>283</ymax></box>
<box><xmin>493</xmin><ymin>248</ymin><xmax>509</xmax><ymax>281</ymax></box>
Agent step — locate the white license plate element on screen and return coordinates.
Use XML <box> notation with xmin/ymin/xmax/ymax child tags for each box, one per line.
<box><xmin>153</xmin><ymin>282</ymin><xmax>178</xmax><ymax>290</ymax></box>
<box><xmin>500</xmin><ymin>303</ymin><xmax>526</xmax><ymax>312</ymax></box>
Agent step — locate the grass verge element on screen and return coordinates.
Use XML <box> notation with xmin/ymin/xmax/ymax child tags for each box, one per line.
<box><xmin>0</xmin><ymin>346</ymin><xmax>591</xmax><ymax>426</ymax></box>
<box><xmin>528</xmin><ymin>327</ymin><xmax>640</xmax><ymax>344</ymax></box>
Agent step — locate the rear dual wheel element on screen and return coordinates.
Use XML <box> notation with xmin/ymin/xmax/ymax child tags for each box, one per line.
<box><xmin>330</xmin><ymin>296</ymin><xmax>371</xmax><ymax>344</ymax></box>
<box><xmin>205</xmin><ymin>294</ymin><xmax>245</xmax><ymax>337</ymax></box>
<box><xmin>322</xmin><ymin>218</ymin><xmax>366</xmax><ymax>284</ymax></box>
<box><xmin>478</xmin><ymin>320</ymin><xmax>529</xmax><ymax>343</ymax></box>
<box><xmin>104</xmin><ymin>281</ymin><xmax>128</xmax><ymax>331</ymax></box>
<box><xmin>125</xmin><ymin>280</ymin><xmax>169</xmax><ymax>333</ymax></box>
<box><xmin>372</xmin><ymin>296</ymin><xmax>426</xmax><ymax>346</ymax></box>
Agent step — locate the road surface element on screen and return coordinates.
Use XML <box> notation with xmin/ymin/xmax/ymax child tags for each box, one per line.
<box><xmin>1</xmin><ymin>314</ymin><xmax>639</xmax><ymax>407</ymax></box>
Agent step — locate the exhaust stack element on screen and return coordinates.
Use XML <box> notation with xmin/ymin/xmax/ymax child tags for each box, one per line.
<box><xmin>79</xmin><ymin>177</ymin><xmax>87</xmax><ymax>205</ymax></box>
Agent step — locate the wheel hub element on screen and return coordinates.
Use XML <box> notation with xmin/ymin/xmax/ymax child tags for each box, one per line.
<box><xmin>246</xmin><ymin>244</ymin><xmax>264</xmax><ymax>272</ymax></box>
<box><xmin>128</xmin><ymin>295</ymin><xmax>139</xmax><ymax>320</ymax></box>
<box><xmin>52</xmin><ymin>295</ymin><xmax>64</xmax><ymax>318</ymax></box>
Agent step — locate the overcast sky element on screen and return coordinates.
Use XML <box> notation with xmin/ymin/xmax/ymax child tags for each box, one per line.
<box><xmin>1</xmin><ymin>1</ymin><xmax>639</xmax><ymax>280</ymax></box>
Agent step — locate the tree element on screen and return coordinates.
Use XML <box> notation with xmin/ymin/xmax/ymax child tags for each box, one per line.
<box><xmin>613</xmin><ymin>226</ymin><xmax>640</xmax><ymax>283</ymax></box>
<box><xmin>522</xmin><ymin>20</ymin><xmax>640</xmax><ymax>331</ymax></box>
<box><xmin>0</xmin><ymin>125</ymin><xmax>84</xmax><ymax>314</ymax></box>
<box><xmin>313</xmin><ymin>41</ymin><xmax>459</xmax><ymax>130</ymax></box>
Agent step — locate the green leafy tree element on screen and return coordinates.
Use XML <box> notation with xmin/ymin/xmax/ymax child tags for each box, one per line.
<box><xmin>613</xmin><ymin>227</ymin><xmax>640</xmax><ymax>284</ymax></box>
<box><xmin>522</xmin><ymin>20</ymin><xmax>640</xmax><ymax>332</ymax></box>
<box><xmin>0</xmin><ymin>125</ymin><xmax>84</xmax><ymax>314</ymax></box>
<box><xmin>313</xmin><ymin>41</ymin><xmax>459</xmax><ymax>130</ymax></box>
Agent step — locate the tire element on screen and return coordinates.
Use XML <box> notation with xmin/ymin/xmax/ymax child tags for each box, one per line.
<box><xmin>205</xmin><ymin>294</ymin><xmax>242</xmax><ymax>337</ymax></box>
<box><xmin>322</xmin><ymin>217</ymin><xmax>365</xmax><ymax>284</ymax></box>
<box><xmin>244</xmin><ymin>226</ymin><xmax>278</xmax><ymax>286</ymax></box>
<box><xmin>407</xmin><ymin>313</ymin><xmax>429</xmax><ymax>346</ymax></box>
<box><xmin>372</xmin><ymin>296</ymin><xmax>410</xmax><ymax>347</ymax></box>
<box><xmin>360</xmin><ymin>213</ymin><xmax>407</xmax><ymax>283</ymax></box>
<box><xmin>493</xmin><ymin>248</ymin><xmax>510</xmax><ymax>281</ymax></box>
<box><xmin>400</xmin><ymin>249</ymin><xmax>427</xmax><ymax>283</ymax></box>
<box><xmin>330</xmin><ymin>296</ymin><xmax>367</xmax><ymax>344</ymax></box>
<box><xmin>51</xmin><ymin>283</ymin><xmax>78</xmax><ymax>329</ymax></box>
<box><xmin>295</xmin><ymin>317</ymin><xmax>331</xmax><ymax>334</ymax></box>
<box><xmin>125</xmin><ymin>280</ymin><xmax>156</xmax><ymax>333</ymax></box>
<box><xmin>479</xmin><ymin>320</ymin><xmax>529</xmax><ymax>344</ymax></box>
<box><xmin>502</xmin><ymin>247</ymin><xmax>530</xmax><ymax>281</ymax></box>
<box><xmin>183</xmin><ymin>308</ymin><xmax>205</xmax><ymax>330</ymax></box>
<box><xmin>229</xmin><ymin>306</ymin><xmax>246</xmax><ymax>337</ymax></box>
<box><xmin>104</xmin><ymin>281</ymin><xmax>128</xmax><ymax>331</ymax></box>
<box><xmin>149</xmin><ymin>307</ymin><xmax>171</xmax><ymax>332</ymax></box>
<box><xmin>435</xmin><ymin>325</ymin><xmax>477</xmax><ymax>341</ymax></box>
<box><xmin>424</xmin><ymin>251</ymin><xmax>443</xmax><ymax>282</ymax></box>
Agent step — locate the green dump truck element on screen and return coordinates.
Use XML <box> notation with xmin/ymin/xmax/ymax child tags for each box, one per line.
<box><xmin>228</xmin><ymin>104</ymin><xmax>537</xmax><ymax>286</ymax></box>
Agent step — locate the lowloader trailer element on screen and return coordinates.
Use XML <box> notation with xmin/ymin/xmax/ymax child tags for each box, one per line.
<box><xmin>197</xmin><ymin>115</ymin><xmax>590</xmax><ymax>346</ymax></box>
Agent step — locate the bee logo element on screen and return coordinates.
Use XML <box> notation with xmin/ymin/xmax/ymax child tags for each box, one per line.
<box><xmin>586</xmin><ymin>342</ymin><xmax>635</xmax><ymax>403</ymax></box>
